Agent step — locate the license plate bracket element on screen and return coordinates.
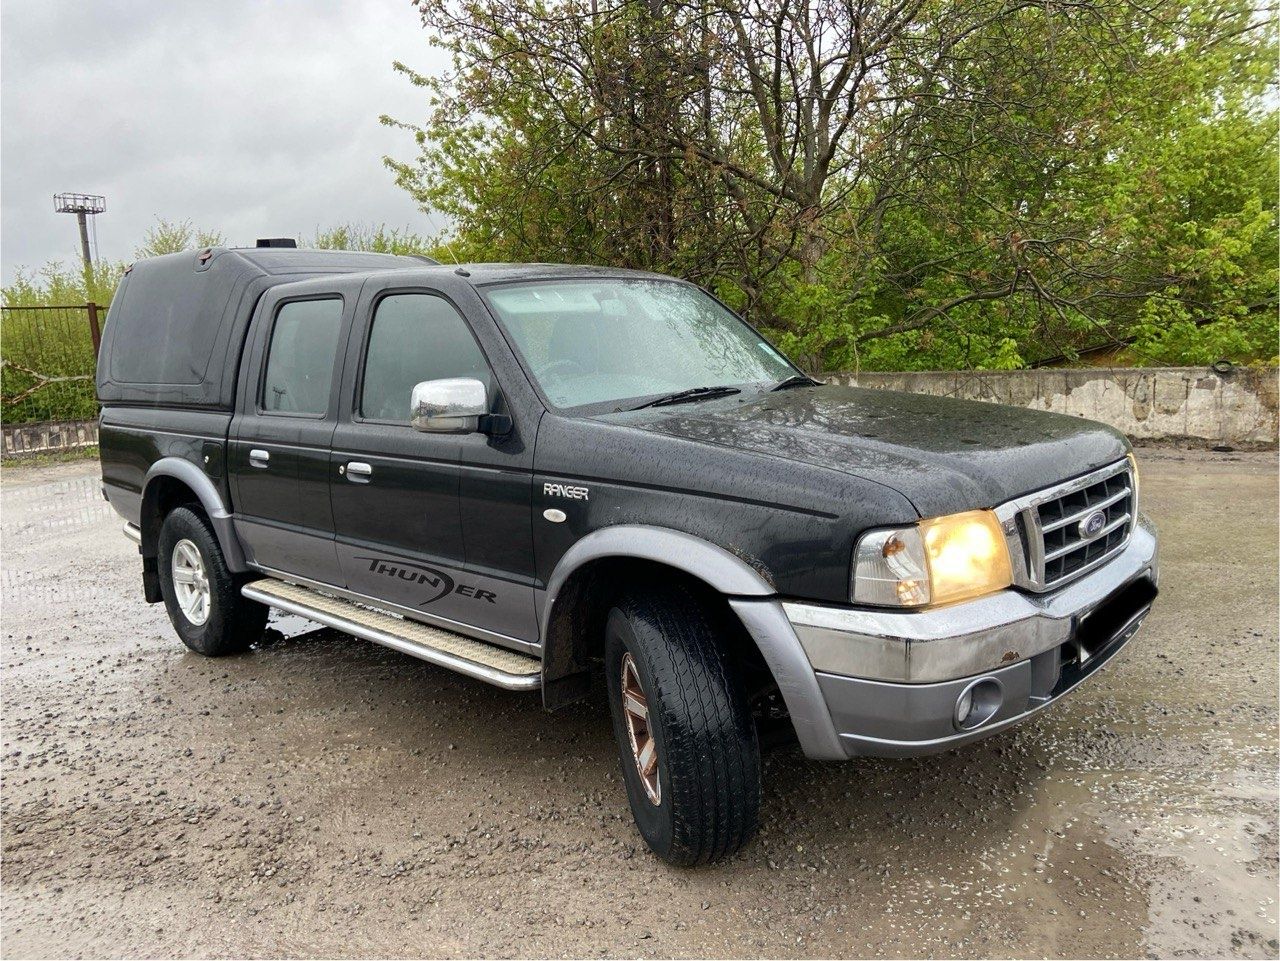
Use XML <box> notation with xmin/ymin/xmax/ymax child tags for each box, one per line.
<box><xmin>1073</xmin><ymin>576</ymin><xmax>1159</xmax><ymax>665</ymax></box>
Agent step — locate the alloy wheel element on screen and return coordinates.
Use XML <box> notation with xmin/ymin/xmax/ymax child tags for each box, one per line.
<box><xmin>621</xmin><ymin>652</ymin><xmax>661</xmax><ymax>805</ymax></box>
<box><xmin>171</xmin><ymin>538</ymin><xmax>211</xmax><ymax>626</ymax></box>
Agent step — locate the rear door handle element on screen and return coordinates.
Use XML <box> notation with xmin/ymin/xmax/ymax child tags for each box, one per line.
<box><xmin>345</xmin><ymin>461</ymin><xmax>372</xmax><ymax>482</ymax></box>
<box><xmin>249</xmin><ymin>449</ymin><xmax>270</xmax><ymax>468</ymax></box>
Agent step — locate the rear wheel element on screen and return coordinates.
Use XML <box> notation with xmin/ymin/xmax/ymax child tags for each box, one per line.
<box><xmin>604</xmin><ymin>585</ymin><xmax>761</xmax><ymax>866</ymax></box>
<box><xmin>158</xmin><ymin>506</ymin><xmax>266</xmax><ymax>656</ymax></box>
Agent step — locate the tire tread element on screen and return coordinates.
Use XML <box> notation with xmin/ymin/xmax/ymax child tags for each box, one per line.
<box><xmin>158</xmin><ymin>506</ymin><xmax>266</xmax><ymax>656</ymax></box>
<box><xmin>611</xmin><ymin>582</ymin><xmax>760</xmax><ymax>865</ymax></box>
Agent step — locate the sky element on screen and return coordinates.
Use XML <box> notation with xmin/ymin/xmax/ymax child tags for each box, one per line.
<box><xmin>1</xmin><ymin>0</ymin><xmax>450</xmax><ymax>284</ymax></box>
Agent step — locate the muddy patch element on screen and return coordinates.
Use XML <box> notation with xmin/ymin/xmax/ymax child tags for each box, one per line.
<box><xmin>2</xmin><ymin>455</ymin><xmax>1277</xmax><ymax>958</ymax></box>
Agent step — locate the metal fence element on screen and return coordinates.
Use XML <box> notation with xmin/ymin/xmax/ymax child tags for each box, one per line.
<box><xmin>1</xmin><ymin>303</ymin><xmax>102</xmax><ymax>428</ymax></box>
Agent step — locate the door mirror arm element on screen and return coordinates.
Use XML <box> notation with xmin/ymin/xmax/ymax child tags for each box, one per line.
<box><xmin>477</xmin><ymin>413</ymin><xmax>512</xmax><ymax>436</ymax></box>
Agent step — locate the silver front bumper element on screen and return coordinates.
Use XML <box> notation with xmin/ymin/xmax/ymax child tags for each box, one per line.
<box><xmin>734</xmin><ymin>515</ymin><xmax>1158</xmax><ymax>760</ymax></box>
<box><xmin>785</xmin><ymin>515</ymin><xmax>1159</xmax><ymax>685</ymax></box>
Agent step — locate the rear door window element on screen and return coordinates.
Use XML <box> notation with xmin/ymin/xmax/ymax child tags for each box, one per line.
<box><xmin>360</xmin><ymin>293</ymin><xmax>491</xmax><ymax>423</ymax></box>
<box><xmin>261</xmin><ymin>298</ymin><xmax>343</xmax><ymax>415</ymax></box>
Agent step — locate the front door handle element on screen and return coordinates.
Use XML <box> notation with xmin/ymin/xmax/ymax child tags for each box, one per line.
<box><xmin>249</xmin><ymin>449</ymin><xmax>270</xmax><ymax>468</ymax></box>
<box><xmin>345</xmin><ymin>461</ymin><xmax>372</xmax><ymax>482</ymax></box>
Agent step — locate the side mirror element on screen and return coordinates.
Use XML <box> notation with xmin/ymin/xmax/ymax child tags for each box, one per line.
<box><xmin>410</xmin><ymin>377</ymin><xmax>488</xmax><ymax>433</ymax></box>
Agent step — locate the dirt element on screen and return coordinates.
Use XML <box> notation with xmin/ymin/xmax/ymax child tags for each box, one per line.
<box><xmin>2</xmin><ymin>450</ymin><xmax>1277</xmax><ymax>959</ymax></box>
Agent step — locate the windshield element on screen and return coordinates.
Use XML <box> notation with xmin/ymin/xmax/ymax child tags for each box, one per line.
<box><xmin>484</xmin><ymin>279</ymin><xmax>798</xmax><ymax>410</ymax></box>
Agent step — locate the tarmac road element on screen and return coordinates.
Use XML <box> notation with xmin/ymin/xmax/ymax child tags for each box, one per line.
<box><xmin>2</xmin><ymin>450</ymin><xmax>1276</xmax><ymax>959</ymax></box>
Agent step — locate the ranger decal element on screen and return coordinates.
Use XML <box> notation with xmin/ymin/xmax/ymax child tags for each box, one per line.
<box><xmin>544</xmin><ymin>482</ymin><xmax>589</xmax><ymax>501</ymax></box>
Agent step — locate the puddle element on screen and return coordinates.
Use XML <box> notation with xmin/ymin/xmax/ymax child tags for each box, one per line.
<box><xmin>263</xmin><ymin>610</ymin><xmax>328</xmax><ymax>640</ymax></box>
<box><xmin>1038</xmin><ymin>715</ymin><xmax>1280</xmax><ymax>958</ymax></box>
<box><xmin>1</xmin><ymin>475</ymin><xmax>117</xmax><ymax>537</ymax></box>
<box><xmin>3</xmin><ymin>457</ymin><xmax>1276</xmax><ymax>959</ymax></box>
<box><xmin>1100</xmin><ymin>766</ymin><xmax>1279</xmax><ymax>958</ymax></box>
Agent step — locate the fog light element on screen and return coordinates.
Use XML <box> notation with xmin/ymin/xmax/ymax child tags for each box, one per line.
<box><xmin>954</xmin><ymin>678</ymin><xmax>1004</xmax><ymax>731</ymax></box>
<box><xmin>955</xmin><ymin>687</ymin><xmax>974</xmax><ymax>725</ymax></box>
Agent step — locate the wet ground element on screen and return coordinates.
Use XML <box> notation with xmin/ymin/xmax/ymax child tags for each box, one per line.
<box><xmin>1</xmin><ymin>450</ymin><xmax>1276</xmax><ymax>959</ymax></box>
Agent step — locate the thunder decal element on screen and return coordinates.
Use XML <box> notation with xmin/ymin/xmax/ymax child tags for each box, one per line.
<box><xmin>353</xmin><ymin>556</ymin><xmax>496</xmax><ymax>605</ymax></box>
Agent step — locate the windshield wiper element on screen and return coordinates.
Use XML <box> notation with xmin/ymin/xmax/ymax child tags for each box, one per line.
<box><xmin>770</xmin><ymin>374</ymin><xmax>822</xmax><ymax>391</ymax></box>
<box><xmin>629</xmin><ymin>385</ymin><xmax>741</xmax><ymax>411</ymax></box>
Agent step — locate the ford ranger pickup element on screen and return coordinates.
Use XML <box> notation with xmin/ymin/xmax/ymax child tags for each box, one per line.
<box><xmin>97</xmin><ymin>242</ymin><xmax>1159</xmax><ymax>865</ymax></box>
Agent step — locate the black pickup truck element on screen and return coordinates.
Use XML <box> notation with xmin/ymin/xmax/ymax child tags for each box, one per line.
<box><xmin>98</xmin><ymin>242</ymin><xmax>1158</xmax><ymax>865</ymax></box>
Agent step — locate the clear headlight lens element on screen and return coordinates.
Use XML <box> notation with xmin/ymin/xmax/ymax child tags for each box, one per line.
<box><xmin>849</xmin><ymin>526</ymin><xmax>931</xmax><ymax>606</ymax></box>
<box><xmin>852</xmin><ymin>509</ymin><xmax>1013</xmax><ymax>607</ymax></box>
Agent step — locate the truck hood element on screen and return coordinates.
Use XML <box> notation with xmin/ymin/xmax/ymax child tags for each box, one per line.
<box><xmin>610</xmin><ymin>384</ymin><xmax>1129</xmax><ymax>517</ymax></box>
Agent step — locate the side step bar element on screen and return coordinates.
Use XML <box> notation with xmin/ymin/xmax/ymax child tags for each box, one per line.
<box><xmin>242</xmin><ymin>578</ymin><xmax>541</xmax><ymax>691</ymax></box>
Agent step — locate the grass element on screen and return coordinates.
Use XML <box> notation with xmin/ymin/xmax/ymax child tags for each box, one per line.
<box><xmin>1</xmin><ymin>444</ymin><xmax>99</xmax><ymax>471</ymax></box>
<box><xmin>0</xmin><ymin>307</ymin><xmax>100</xmax><ymax>425</ymax></box>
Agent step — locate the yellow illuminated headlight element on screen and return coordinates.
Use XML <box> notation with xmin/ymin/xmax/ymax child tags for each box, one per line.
<box><xmin>852</xmin><ymin>509</ymin><xmax>1013</xmax><ymax>607</ymax></box>
<box><xmin>919</xmin><ymin>510</ymin><xmax>1013</xmax><ymax>605</ymax></box>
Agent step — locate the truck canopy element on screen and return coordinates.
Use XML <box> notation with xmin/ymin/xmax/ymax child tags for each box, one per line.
<box><xmin>96</xmin><ymin>246</ymin><xmax>434</xmax><ymax>409</ymax></box>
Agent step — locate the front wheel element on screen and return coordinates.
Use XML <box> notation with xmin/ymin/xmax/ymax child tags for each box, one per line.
<box><xmin>158</xmin><ymin>506</ymin><xmax>266</xmax><ymax>656</ymax></box>
<box><xmin>604</xmin><ymin>585</ymin><xmax>761</xmax><ymax>866</ymax></box>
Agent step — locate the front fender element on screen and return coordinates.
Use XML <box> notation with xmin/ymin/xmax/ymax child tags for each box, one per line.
<box><xmin>539</xmin><ymin>524</ymin><xmax>775</xmax><ymax>640</ymax></box>
<box><xmin>538</xmin><ymin>525</ymin><xmax>844</xmax><ymax>759</ymax></box>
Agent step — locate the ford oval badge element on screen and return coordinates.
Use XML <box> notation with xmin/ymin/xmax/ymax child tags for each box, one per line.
<box><xmin>1078</xmin><ymin>509</ymin><xmax>1108</xmax><ymax>540</ymax></box>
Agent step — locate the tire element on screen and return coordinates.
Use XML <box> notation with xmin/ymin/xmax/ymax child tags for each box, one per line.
<box><xmin>604</xmin><ymin>584</ymin><xmax>761</xmax><ymax>866</ymax></box>
<box><xmin>157</xmin><ymin>506</ymin><xmax>266</xmax><ymax>656</ymax></box>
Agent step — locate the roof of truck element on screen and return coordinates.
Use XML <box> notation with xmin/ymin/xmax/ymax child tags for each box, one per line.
<box><xmin>289</xmin><ymin>261</ymin><xmax>679</xmax><ymax>287</ymax></box>
<box><xmin>450</xmin><ymin>263</ymin><xmax>676</xmax><ymax>284</ymax></box>
<box><xmin>191</xmin><ymin>251</ymin><xmax>676</xmax><ymax>288</ymax></box>
<box><xmin>97</xmin><ymin>250</ymin><xmax>685</xmax><ymax>411</ymax></box>
<box><xmin>200</xmin><ymin>246</ymin><xmax>437</xmax><ymax>275</ymax></box>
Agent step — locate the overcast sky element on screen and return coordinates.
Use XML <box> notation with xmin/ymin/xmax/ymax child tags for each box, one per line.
<box><xmin>1</xmin><ymin>0</ymin><xmax>449</xmax><ymax>284</ymax></box>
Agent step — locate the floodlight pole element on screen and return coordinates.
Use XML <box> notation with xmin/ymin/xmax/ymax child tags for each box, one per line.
<box><xmin>75</xmin><ymin>210</ymin><xmax>93</xmax><ymax>276</ymax></box>
<box><xmin>53</xmin><ymin>193</ymin><xmax>107</xmax><ymax>285</ymax></box>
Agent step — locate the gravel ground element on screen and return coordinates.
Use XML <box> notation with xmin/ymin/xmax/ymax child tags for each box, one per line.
<box><xmin>2</xmin><ymin>450</ymin><xmax>1276</xmax><ymax>959</ymax></box>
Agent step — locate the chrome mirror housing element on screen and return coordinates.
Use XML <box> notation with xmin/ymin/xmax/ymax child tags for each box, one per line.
<box><xmin>410</xmin><ymin>377</ymin><xmax>488</xmax><ymax>433</ymax></box>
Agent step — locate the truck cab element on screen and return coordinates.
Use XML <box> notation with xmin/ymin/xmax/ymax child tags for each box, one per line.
<box><xmin>99</xmin><ymin>244</ymin><xmax>1158</xmax><ymax>865</ymax></box>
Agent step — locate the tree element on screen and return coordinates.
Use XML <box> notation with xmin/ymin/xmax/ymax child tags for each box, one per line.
<box><xmin>312</xmin><ymin>223</ymin><xmax>437</xmax><ymax>257</ymax></box>
<box><xmin>387</xmin><ymin>0</ymin><xmax>1276</xmax><ymax>369</ymax></box>
<box><xmin>134</xmin><ymin>218</ymin><xmax>226</xmax><ymax>258</ymax></box>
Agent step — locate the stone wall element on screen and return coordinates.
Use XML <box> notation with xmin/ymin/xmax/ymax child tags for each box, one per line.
<box><xmin>2</xmin><ymin>419</ymin><xmax>99</xmax><ymax>457</ymax></box>
<box><xmin>2</xmin><ymin>367</ymin><xmax>1276</xmax><ymax>455</ymax></box>
<box><xmin>822</xmin><ymin>366</ymin><xmax>1278</xmax><ymax>448</ymax></box>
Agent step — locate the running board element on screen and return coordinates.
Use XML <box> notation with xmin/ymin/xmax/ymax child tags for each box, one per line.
<box><xmin>241</xmin><ymin>578</ymin><xmax>541</xmax><ymax>691</ymax></box>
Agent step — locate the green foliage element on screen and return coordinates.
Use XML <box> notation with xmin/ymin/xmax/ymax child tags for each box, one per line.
<box><xmin>1130</xmin><ymin>196</ymin><xmax>1279</xmax><ymax>366</ymax></box>
<box><xmin>391</xmin><ymin>0</ymin><xmax>1277</xmax><ymax>371</ymax></box>
<box><xmin>2</xmin><ymin>259</ymin><xmax>123</xmax><ymax>309</ymax></box>
<box><xmin>1</xmin><ymin>444</ymin><xmax>99</xmax><ymax>469</ymax></box>
<box><xmin>0</xmin><ymin>220</ymin><xmax>439</xmax><ymax>425</ymax></box>
<box><xmin>2</xmin><ymin>258</ymin><xmax>121</xmax><ymax>424</ymax></box>
<box><xmin>134</xmin><ymin>219</ymin><xmax>226</xmax><ymax>258</ymax></box>
<box><xmin>1</xmin><ymin>305</ymin><xmax>101</xmax><ymax>424</ymax></box>
<box><xmin>312</xmin><ymin>223</ymin><xmax>438</xmax><ymax>258</ymax></box>
<box><xmin>1</xmin><ymin>220</ymin><xmax>441</xmax><ymax>311</ymax></box>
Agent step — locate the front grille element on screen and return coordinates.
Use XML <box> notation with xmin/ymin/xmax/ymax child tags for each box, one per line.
<box><xmin>1015</xmin><ymin>460</ymin><xmax>1135</xmax><ymax>591</ymax></box>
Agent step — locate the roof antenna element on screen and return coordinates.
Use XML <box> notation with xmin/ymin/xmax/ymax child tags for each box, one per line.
<box><xmin>438</xmin><ymin>241</ymin><xmax>461</xmax><ymax>266</ymax></box>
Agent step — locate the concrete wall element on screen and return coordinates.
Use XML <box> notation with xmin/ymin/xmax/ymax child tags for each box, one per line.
<box><xmin>2</xmin><ymin>368</ymin><xmax>1275</xmax><ymax>454</ymax></box>
<box><xmin>822</xmin><ymin>366</ymin><xmax>1278</xmax><ymax>448</ymax></box>
<box><xmin>2</xmin><ymin>419</ymin><xmax>98</xmax><ymax>457</ymax></box>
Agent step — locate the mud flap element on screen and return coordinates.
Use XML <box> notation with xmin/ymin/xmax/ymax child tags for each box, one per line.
<box><xmin>142</xmin><ymin>556</ymin><xmax>162</xmax><ymax>603</ymax></box>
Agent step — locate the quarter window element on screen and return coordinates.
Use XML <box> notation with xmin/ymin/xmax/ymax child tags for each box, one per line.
<box><xmin>261</xmin><ymin>298</ymin><xmax>343</xmax><ymax>415</ymax></box>
<box><xmin>361</xmin><ymin>294</ymin><xmax>491</xmax><ymax>422</ymax></box>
